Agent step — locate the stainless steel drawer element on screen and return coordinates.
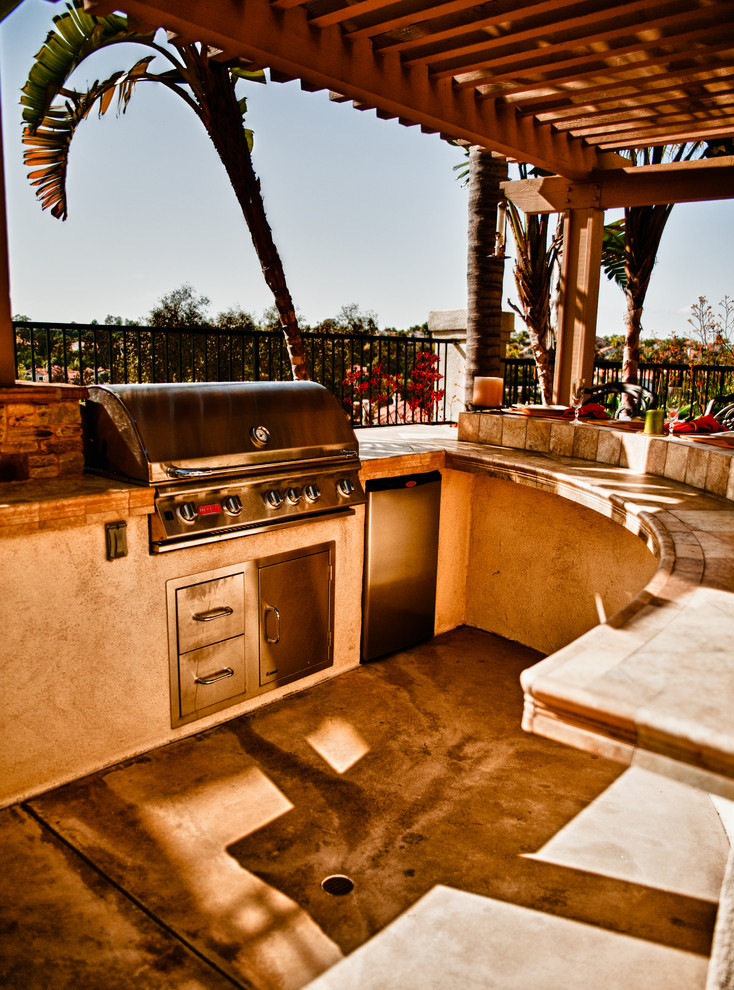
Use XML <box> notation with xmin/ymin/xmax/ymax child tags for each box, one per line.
<box><xmin>176</xmin><ymin>573</ymin><xmax>244</xmax><ymax>654</ymax></box>
<box><xmin>178</xmin><ymin>635</ymin><xmax>246</xmax><ymax>718</ymax></box>
<box><xmin>166</xmin><ymin>545</ymin><xmax>334</xmax><ymax>727</ymax></box>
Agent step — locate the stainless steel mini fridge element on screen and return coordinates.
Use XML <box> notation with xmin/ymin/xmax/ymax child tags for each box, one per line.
<box><xmin>361</xmin><ymin>470</ymin><xmax>441</xmax><ymax>661</ymax></box>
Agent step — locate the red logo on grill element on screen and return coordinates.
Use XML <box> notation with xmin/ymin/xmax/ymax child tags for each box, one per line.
<box><xmin>198</xmin><ymin>504</ymin><xmax>222</xmax><ymax>515</ymax></box>
<box><xmin>405</xmin><ymin>480</ymin><xmax>417</xmax><ymax>487</ymax></box>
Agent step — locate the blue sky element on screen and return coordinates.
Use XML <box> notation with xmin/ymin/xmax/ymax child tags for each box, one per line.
<box><xmin>1</xmin><ymin>0</ymin><xmax>733</xmax><ymax>338</ymax></box>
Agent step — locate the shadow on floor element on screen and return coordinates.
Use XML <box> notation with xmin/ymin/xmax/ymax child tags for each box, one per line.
<box><xmin>1</xmin><ymin>626</ymin><xmax>726</xmax><ymax>990</ymax></box>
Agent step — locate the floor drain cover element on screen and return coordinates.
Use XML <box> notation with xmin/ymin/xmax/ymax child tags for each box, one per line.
<box><xmin>321</xmin><ymin>874</ymin><xmax>355</xmax><ymax>896</ymax></box>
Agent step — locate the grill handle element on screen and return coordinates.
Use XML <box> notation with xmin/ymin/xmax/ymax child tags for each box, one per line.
<box><xmin>194</xmin><ymin>667</ymin><xmax>234</xmax><ymax>685</ymax></box>
<box><xmin>263</xmin><ymin>604</ymin><xmax>281</xmax><ymax>644</ymax></box>
<box><xmin>192</xmin><ymin>606</ymin><xmax>234</xmax><ymax>622</ymax></box>
<box><xmin>168</xmin><ymin>465</ymin><xmax>246</xmax><ymax>478</ymax></box>
<box><xmin>165</xmin><ymin>448</ymin><xmax>358</xmax><ymax>479</ymax></box>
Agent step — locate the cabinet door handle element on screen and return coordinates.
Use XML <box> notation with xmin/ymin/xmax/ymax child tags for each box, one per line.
<box><xmin>192</xmin><ymin>605</ymin><xmax>234</xmax><ymax>622</ymax></box>
<box><xmin>194</xmin><ymin>667</ymin><xmax>234</xmax><ymax>685</ymax></box>
<box><xmin>264</xmin><ymin>604</ymin><xmax>281</xmax><ymax>644</ymax></box>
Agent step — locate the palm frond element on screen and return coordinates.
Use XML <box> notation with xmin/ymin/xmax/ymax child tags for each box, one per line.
<box><xmin>0</xmin><ymin>0</ymin><xmax>23</xmax><ymax>22</ymax></box>
<box><xmin>20</xmin><ymin>1</ymin><xmax>155</xmax><ymax>133</ymax></box>
<box><xmin>22</xmin><ymin>75</ymin><xmax>129</xmax><ymax>219</ymax></box>
<box><xmin>601</xmin><ymin>218</ymin><xmax>627</xmax><ymax>288</ymax></box>
<box><xmin>452</xmin><ymin>146</ymin><xmax>471</xmax><ymax>186</ymax></box>
<box><xmin>115</xmin><ymin>55</ymin><xmax>156</xmax><ymax>112</ymax></box>
<box><xmin>230</xmin><ymin>62</ymin><xmax>266</xmax><ymax>85</ymax></box>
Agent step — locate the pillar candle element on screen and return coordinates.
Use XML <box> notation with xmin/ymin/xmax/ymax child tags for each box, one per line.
<box><xmin>472</xmin><ymin>376</ymin><xmax>504</xmax><ymax>407</ymax></box>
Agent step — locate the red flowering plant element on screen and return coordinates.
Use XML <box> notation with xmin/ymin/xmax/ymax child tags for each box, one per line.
<box><xmin>342</xmin><ymin>363</ymin><xmax>401</xmax><ymax>424</ymax></box>
<box><xmin>403</xmin><ymin>351</ymin><xmax>445</xmax><ymax>421</ymax></box>
<box><xmin>342</xmin><ymin>351</ymin><xmax>444</xmax><ymax>424</ymax></box>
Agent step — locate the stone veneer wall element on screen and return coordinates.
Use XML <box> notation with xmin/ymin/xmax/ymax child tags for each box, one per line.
<box><xmin>458</xmin><ymin>411</ymin><xmax>734</xmax><ymax>500</ymax></box>
<box><xmin>0</xmin><ymin>383</ymin><xmax>87</xmax><ymax>481</ymax></box>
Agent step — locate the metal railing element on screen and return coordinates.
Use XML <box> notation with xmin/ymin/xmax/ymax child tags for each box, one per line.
<box><xmin>13</xmin><ymin>321</ymin><xmax>459</xmax><ymax>427</ymax></box>
<box><xmin>502</xmin><ymin>357</ymin><xmax>734</xmax><ymax>414</ymax></box>
<box><xmin>19</xmin><ymin>321</ymin><xmax>734</xmax><ymax>424</ymax></box>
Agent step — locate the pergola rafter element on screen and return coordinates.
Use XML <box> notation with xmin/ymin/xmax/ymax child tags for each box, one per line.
<box><xmin>49</xmin><ymin>0</ymin><xmax>734</xmax><ymax>170</ymax></box>
<box><xmin>80</xmin><ymin>0</ymin><xmax>605</xmax><ymax>177</ymax></box>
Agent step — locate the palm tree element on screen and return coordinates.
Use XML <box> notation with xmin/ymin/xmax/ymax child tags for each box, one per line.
<box><xmin>505</xmin><ymin>165</ymin><xmax>562</xmax><ymax>405</ymax></box>
<box><xmin>602</xmin><ymin>143</ymin><xmax>702</xmax><ymax>386</ymax></box>
<box><xmin>0</xmin><ymin>1</ymin><xmax>22</xmax><ymax>21</ymax></box>
<box><xmin>20</xmin><ymin>1</ymin><xmax>309</xmax><ymax>380</ymax></box>
<box><xmin>464</xmin><ymin>146</ymin><xmax>507</xmax><ymax>406</ymax></box>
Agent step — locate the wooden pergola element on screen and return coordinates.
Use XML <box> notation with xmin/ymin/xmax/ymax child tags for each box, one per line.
<box><xmin>2</xmin><ymin>0</ymin><xmax>734</xmax><ymax>398</ymax></box>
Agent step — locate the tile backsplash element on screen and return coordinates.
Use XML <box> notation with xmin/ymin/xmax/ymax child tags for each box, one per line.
<box><xmin>458</xmin><ymin>411</ymin><xmax>734</xmax><ymax>500</ymax></box>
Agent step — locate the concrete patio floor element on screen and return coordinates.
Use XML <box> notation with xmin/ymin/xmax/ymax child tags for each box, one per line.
<box><xmin>1</xmin><ymin>625</ymin><xmax>729</xmax><ymax>989</ymax></box>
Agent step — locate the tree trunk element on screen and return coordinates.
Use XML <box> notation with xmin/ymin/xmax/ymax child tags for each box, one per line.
<box><xmin>622</xmin><ymin>282</ymin><xmax>642</xmax><ymax>385</ymax></box>
<box><xmin>195</xmin><ymin>57</ymin><xmax>309</xmax><ymax>381</ymax></box>
<box><xmin>530</xmin><ymin>334</ymin><xmax>554</xmax><ymax>404</ymax></box>
<box><xmin>507</xmin><ymin>208</ymin><xmax>559</xmax><ymax>406</ymax></box>
<box><xmin>464</xmin><ymin>148</ymin><xmax>508</xmax><ymax>407</ymax></box>
<box><xmin>621</xmin><ymin>195</ymin><xmax>675</xmax><ymax>390</ymax></box>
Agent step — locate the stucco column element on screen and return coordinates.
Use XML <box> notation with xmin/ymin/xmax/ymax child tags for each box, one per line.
<box><xmin>0</xmin><ymin>73</ymin><xmax>15</xmax><ymax>386</ymax></box>
<box><xmin>552</xmin><ymin>207</ymin><xmax>604</xmax><ymax>405</ymax></box>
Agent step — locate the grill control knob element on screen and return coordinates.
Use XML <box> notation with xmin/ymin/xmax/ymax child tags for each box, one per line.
<box><xmin>285</xmin><ymin>487</ymin><xmax>302</xmax><ymax>504</ymax></box>
<box><xmin>222</xmin><ymin>495</ymin><xmax>242</xmax><ymax>515</ymax></box>
<box><xmin>265</xmin><ymin>489</ymin><xmax>283</xmax><ymax>509</ymax></box>
<box><xmin>178</xmin><ymin>501</ymin><xmax>197</xmax><ymax>524</ymax></box>
<box><xmin>303</xmin><ymin>483</ymin><xmax>321</xmax><ymax>503</ymax></box>
<box><xmin>337</xmin><ymin>478</ymin><xmax>355</xmax><ymax>497</ymax></box>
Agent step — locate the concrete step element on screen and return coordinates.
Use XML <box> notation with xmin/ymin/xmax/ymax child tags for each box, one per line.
<box><xmin>303</xmin><ymin>884</ymin><xmax>710</xmax><ymax>990</ymax></box>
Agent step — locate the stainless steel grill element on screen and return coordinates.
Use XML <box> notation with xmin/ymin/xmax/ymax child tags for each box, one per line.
<box><xmin>82</xmin><ymin>381</ymin><xmax>366</xmax><ymax>552</ymax></box>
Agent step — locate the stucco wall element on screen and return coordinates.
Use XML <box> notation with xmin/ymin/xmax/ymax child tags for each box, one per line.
<box><xmin>435</xmin><ymin>468</ymin><xmax>473</xmax><ymax>635</ymax></box>
<box><xmin>463</xmin><ymin>475</ymin><xmax>659</xmax><ymax>655</ymax></box>
<box><xmin>0</xmin><ymin>508</ymin><xmax>365</xmax><ymax>808</ymax></box>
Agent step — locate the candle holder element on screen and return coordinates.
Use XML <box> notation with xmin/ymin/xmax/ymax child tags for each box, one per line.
<box><xmin>471</xmin><ymin>376</ymin><xmax>505</xmax><ymax>409</ymax></box>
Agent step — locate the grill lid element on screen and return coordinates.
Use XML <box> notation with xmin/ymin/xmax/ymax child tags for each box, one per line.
<box><xmin>83</xmin><ymin>381</ymin><xmax>360</xmax><ymax>485</ymax></box>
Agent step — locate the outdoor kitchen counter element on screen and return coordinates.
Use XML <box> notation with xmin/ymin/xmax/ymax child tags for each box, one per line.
<box><xmin>449</xmin><ymin>441</ymin><xmax>734</xmax><ymax>800</ymax></box>
<box><xmin>3</xmin><ymin>422</ymin><xmax>734</xmax><ymax>806</ymax></box>
<box><xmin>358</xmin><ymin>423</ymin><xmax>734</xmax><ymax>799</ymax></box>
<box><xmin>0</xmin><ymin>473</ymin><xmax>154</xmax><ymax>537</ymax></box>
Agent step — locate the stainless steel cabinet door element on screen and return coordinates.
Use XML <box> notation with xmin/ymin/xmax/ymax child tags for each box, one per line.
<box><xmin>362</xmin><ymin>472</ymin><xmax>441</xmax><ymax>661</ymax></box>
<box><xmin>258</xmin><ymin>548</ymin><xmax>332</xmax><ymax>687</ymax></box>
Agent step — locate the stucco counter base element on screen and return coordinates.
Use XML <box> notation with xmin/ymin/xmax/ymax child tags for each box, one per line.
<box><xmin>443</xmin><ymin>439</ymin><xmax>734</xmax><ymax>800</ymax></box>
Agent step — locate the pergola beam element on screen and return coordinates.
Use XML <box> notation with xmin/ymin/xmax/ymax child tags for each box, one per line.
<box><xmin>501</xmin><ymin>156</ymin><xmax>734</xmax><ymax>214</ymax></box>
<box><xmin>495</xmin><ymin>48</ymin><xmax>734</xmax><ymax>105</ymax></box>
<box><xmin>553</xmin><ymin>208</ymin><xmax>604</xmax><ymax>405</ymax></box>
<box><xmin>441</xmin><ymin>8</ymin><xmax>729</xmax><ymax>86</ymax></box>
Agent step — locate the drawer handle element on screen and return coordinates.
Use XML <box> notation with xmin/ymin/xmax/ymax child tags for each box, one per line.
<box><xmin>192</xmin><ymin>606</ymin><xmax>234</xmax><ymax>622</ymax></box>
<box><xmin>194</xmin><ymin>666</ymin><xmax>234</xmax><ymax>685</ymax></box>
<box><xmin>264</xmin><ymin>604</ymin><xmax>281</xmax><ymax>644</ymax></box>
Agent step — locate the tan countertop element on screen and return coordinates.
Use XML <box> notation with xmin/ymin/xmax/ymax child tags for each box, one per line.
<box><xmin>0</xmin><ymin>474</ymin><xmax>154</xmax><ymax>537</ymax></box>
<box><xmin>449</xmin><ymin>441</ymin><xmax>734</xmax><ymax>798</ymax></box>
